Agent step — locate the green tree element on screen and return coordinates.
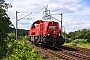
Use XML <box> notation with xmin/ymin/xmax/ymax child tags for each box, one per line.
<box><xmin>0</xmin><ymin>1</ymin><xmax>12</xmax><ymax>57</ymax></box>
<box><xmin>66</xmin><ymin>29</ymin><xmax>90</xmax><ymax>43</ymax></box>
<box><xmin>0</xmin><ymin>8</ymin><xmax>11</xmax><ymax>58</ymax></box>
<box><xmin>67</xmin><ymin>32</ymin><xmax>75</xmax><ymax>40</ymax></box>
<box><xmin>0</xmin><ymin>8</ymin><xmax>11</xmax><ymax>40</ymax></box>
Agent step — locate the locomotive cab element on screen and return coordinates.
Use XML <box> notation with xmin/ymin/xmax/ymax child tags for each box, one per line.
<box><xmin>42</xmin><ymin>21</ymin><xmax>65</xmax><ymax>47</ymax></box>
<box><xmin>47</xmin><ymin>21</ymin><xmax>60</xmax><ymax>36</ymax></box>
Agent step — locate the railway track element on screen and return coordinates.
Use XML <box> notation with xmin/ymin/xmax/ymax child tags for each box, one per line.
<box><xmin>64</xmin><ymin>45</ymin><xmax>90</xmax><ymax>54</ymax></box>
<box><xmin>41</xmin><ymin>45</ymin><xmax>90</xmax><ymax>60</ymax></box>
<box><xmin>28</xmin><ymin>41</ymin><xmax>90</xmax><ymax>60</ymax></box>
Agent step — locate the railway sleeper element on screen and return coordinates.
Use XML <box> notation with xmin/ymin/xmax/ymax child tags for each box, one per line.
<box><xmin>48</xmin><ymin>49</ymin><xmax>77</xmax><ymax>60</ymax></box>
<box><xmin>62</xmin><ymin>50</ymin><xmax>90</xmax><ymax>59</ymax></box>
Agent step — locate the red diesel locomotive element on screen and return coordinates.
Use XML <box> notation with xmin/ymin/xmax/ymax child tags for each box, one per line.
<box><xmin>28</xmin><ymin>7</ymin><xmax>65</xmax><ymax>47</ymax></box>
<box><xmin>28</xmin><ymin>20</ymin><xmax>65</xmax><ymax>47</ymax></box>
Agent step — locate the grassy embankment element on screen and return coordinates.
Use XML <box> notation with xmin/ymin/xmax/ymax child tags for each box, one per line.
<box><xmin>64</xmin><ymin>39</ymin><xmax>90</xmax><ymax>49</ymax></box>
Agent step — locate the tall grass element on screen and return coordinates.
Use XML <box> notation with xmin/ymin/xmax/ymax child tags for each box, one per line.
<box><xmin>67</xmin><ymin>39</ymin><xmax>90</xmax><ymax>49</ymax></box>
<box><xmin>77</xmin><ymin>43</ymin><xmax>90</xmax><ymax>49</ymax></box>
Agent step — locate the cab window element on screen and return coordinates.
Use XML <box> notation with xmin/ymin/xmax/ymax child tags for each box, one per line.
<box><xmin>49</xmin><ymin>26</ymin><xmax>56</xmax><ymax>29</ymax></box>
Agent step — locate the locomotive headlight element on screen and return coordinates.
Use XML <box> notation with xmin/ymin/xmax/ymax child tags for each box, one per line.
<box><xmin>58</xmin><ymin>32</ymin><xmax>61</xmax><ymax>36</ymax></box>
<box><xmin>59</xmin><ymin>34</ymin><xmax>60</xmax><ymax>36</ymax></box>
<box><xmin>48</xmin><ymin>32</ymin><xmax>50</xmax><ymax>36</ymax></box>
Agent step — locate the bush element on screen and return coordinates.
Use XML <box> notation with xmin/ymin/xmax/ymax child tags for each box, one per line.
<box><xmin>0</xmin><ymin>45</ymin><xmax>7</xmax><ymax>58</ymax></box>
<box><xmin>69</xmin><ymin>39</ymin><xmax>88</xmax><ymax>46</ymax></box>
<box><xmin>5</xmin><ymin>36</ymin><xmax>43</xmax><ymax>60</ymax></box>
<box><xmin>8</xmin><ymin>33</ymin><xmax>16</xmax><ymax>40</ymax></box>
<box><xmin>65</xmin><ymin>38</ymin><xmax>73</xmax><ymax>43</ymax></box>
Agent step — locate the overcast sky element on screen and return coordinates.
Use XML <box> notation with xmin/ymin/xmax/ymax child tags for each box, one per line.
<box><xmin>5</xmin><ymin>0</ymin><xmax>90</xmax><ymax>33</ymax></box>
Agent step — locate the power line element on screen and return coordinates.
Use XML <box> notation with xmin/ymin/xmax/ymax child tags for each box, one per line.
<box><xmin>31</xmin><ymin>7</ymin><xmax>44</xmax><ymax>19</ymax></box>
<box><xmin>32</xmin><ymin>0</ymin><xmax>45</xmax><ymax>13</ymax></box>
<box><xmin>31</xmin><ymin>0</ymin><xmax>86</xmax><ymax>20</ymax></box>
<box><xmin>17</xmin><ymin>0</ymin><xmax>46</xmax><ymax>21</ymax></box>
<box><xmin>62</xmin><ymin>0</ymin><xmax>87</xmax><ymax>13</ymax></box>
<box><xmin>18</xmin><ymin>0</ymin><xmax>86</xmax><ymax>21</ymax></box>
<box><xmin>18</xmin><ymin>12</ymin><xmax>32</xmax><ymax>21</ymax></box>
<box><xmin>47</xmin><ymin>0</ymin><xmax>53</xmax><ymax>5</ymax></box>
<box><xmin>31</xmin><ymin>0</ymin><xmax>53</xmax><ymax>20</ymax></box>
<box><xmin>51</xmin><ymin>0</ymin><xmax>72</xmax><ymax>12</ymax></box>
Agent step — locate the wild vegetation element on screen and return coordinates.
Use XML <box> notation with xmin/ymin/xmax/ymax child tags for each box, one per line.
<box><xmin>0</xmin><ymin>6</ymin><xmax>11</xmax><ymax>58</ymax></box>
<box><xmin>0</xmin><ymin>33</ymin><xmax>43</xmax><ymax>60</ymax></box>
<box><xmin>6</xmin><ymin>33</ymin><xmax>43</xmax><ymax>60</ymax></box>
<box><xmin>9</xmin><ymin>27</ymin><xmax>29</xmax><ymax>36</ymax></box>
<box><xmin>0</xmin><ymin>1</ymin><xmax>43</xmax><ymax>59</ymax></box>
<box><xmin>63</xmin><ymin>29</ymin><xmax>90</xmax><ymax>49</ymax></box>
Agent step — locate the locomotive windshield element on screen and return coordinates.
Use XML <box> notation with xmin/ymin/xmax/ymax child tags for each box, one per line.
<box><xmin>49</xmin><ymin>26</ymin><xmax>56</xmax><ymax>29</ymax></box>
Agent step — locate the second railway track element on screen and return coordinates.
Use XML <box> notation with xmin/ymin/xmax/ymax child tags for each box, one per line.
<box><xmin>47</xmin><ymin>45</ymin><xmax>90</xmax><ymax>60</ymax></box>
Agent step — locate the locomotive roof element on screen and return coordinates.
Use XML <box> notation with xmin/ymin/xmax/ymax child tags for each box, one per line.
<box><xmin>32</xmin><ymin>20</ymin><xmax>44</xmax><ymax>25</ymax></box>
<box><xmin>32</xmin><ymin>20</ymin><xmax>57</xmax><ymax>25</ymax></box>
